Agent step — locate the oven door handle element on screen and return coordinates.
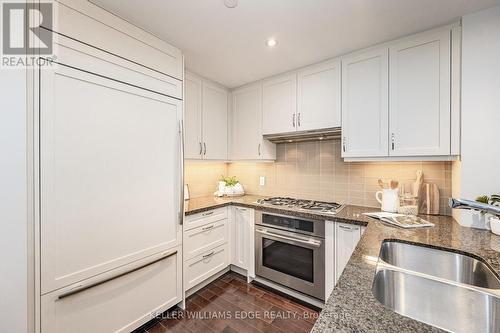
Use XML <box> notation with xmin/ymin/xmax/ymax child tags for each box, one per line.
<box><xmin>255</xmin><ymin>228</ymin><xmax>322</xmax><ymax>248</ymax></box>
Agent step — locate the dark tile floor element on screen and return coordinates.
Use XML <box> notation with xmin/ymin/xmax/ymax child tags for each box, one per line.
<box><xmin>135</xmin><ymin>272</ymin><xmax>319</xmax><ymax>333</ymax></box>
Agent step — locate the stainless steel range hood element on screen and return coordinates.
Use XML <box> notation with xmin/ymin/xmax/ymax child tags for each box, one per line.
<box><xmin>263</xmin><ymin>127</ymin><xmax>341</xmax><ymax>143</ymax></box>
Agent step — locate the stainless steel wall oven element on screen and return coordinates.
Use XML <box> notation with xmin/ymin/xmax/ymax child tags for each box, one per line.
<box><xmin>255</xmin><ymin>211</ymin><xmax>325</xmax><ymax>300</ymax></box>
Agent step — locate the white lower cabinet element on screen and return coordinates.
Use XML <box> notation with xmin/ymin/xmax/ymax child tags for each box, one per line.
<box><xmin>184</xmin><ymin>244</ymin><xmax>229</xmax><ymax>290</ymax></box>
<box><xmin>41</xmin><ymin>247</ymin><xmax>182</xmax><ymax>333</ymax></box>
<box><xmin>325</xmin><ymin>221</ymin><xmax>363</xmax><ymax>299</ymax></box>
<box><xmin>184</xmin><ymin>207</ymin><xmax>228</xmax><ymax>231</ymax></box>
<box><xmin>183</xmin><ymin>208</ymin><xmax>230</xmax><ymax>291</ymax></box>
<box><xmin>231</xmin><ymin>207</ymin><xmax>255</xmax><ymax>273</ymax></box>
<box><xmin>182</xmin><ymin>206</ymin><xmax>255</xmax><ymax>292</ymax></box>
<box><xmin>335</xmin><ymin>223</ymin><xmax>362</xmax><ymax>282</ymax></box>
<box><xmin>184</xmin><ymin>219</ymin><xmax>228</xmax><ymax>260</ymax></box>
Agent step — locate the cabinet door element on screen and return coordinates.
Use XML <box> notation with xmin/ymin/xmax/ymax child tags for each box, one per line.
<box><xmin>335</xmin><ymin>223</ymin><xmax>361</xmax><ymax>282</ymax></box>
<box><xmin>41</xmin><ymin>64</ymin><xmax>182</xmax><ymax>293</ymax></box>
<box><xmin>202</xmin><ymin>81</ymin><xmax>228</xmax><ymax>160</ymax></box>
<box><xmin>41</xmin><ymin>248</ymin><xmax>182</xmax><ymax>333</ymax></box>
<box><xmin>341</xmin><ymin>48</ymin><xmax>389</xmax><ymax>157</ymax></box>
<box><xmin>184</xmin><ymin>73</ymin><xmax>203</xmax><ymax>159</ymax></box>
<box><xmin>262</xmin><ymin>73</ymin><xmax>297</xmax><ymax>135</ymax></box>
<box><xmin>232</xmin><ymin>207</ymin><xmax>254</xmax><ymax>270</ymax></box>
<box><xmin>185</xmin><ymin>244</ymin><xmax>229</xmax><ymax>290</ymax></box>
<box><xmin>297</xmin><ymin>59</ymin><xmax>341</xmax><ymax>131</ymax></box>
<box><xmin>389</xmin><ymin>28</ymin><xmax>451</xmax><ymax>156</ymax></box>
<box><xmin>231</xmin><ymin>83</ymin><xmax>264</xmax><ymax>159</ymax></box>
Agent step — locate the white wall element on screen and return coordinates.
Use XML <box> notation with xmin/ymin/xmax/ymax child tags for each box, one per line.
<box><xmin>454</xmin><ymin>5</ymin><xmax>500</xmax><ymax>227</ymax></box>
<box><xmin>0</xmin><ymin>68</ymin><xmax>29</xmax><ymax>331</ymax></box>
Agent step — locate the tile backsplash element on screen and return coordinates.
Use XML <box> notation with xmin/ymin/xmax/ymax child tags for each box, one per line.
<box><xmin>186</xmin><ymin>140</ymin><xmax>452</xmax><ymax>215</ymax></box>
<box><xmin>184</xmin><ymin>161</ymin><xmax>227</xmax><ymax>199</ymax></box>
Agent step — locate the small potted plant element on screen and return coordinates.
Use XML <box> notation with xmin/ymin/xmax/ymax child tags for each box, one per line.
<box><xmin>216</xmin><ymin>175</ymin><xmax>245</xmax><ymax>197</ymax></box>
<box><xmin>476</xmin><ymin>194</ymin><xmax>500</xmax><ymax>235</ymax></box>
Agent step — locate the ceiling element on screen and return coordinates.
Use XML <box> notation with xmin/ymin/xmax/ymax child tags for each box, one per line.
<box><xmin>92</xmin><ymin>0</ymin><xmax>500</xmax><ymax>88</ymax></box>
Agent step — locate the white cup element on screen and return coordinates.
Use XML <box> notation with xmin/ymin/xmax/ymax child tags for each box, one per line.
<box><xmin>376</xmin><ymin>189</ymin><xmax>400</xmax><ymax>213</ymax></box>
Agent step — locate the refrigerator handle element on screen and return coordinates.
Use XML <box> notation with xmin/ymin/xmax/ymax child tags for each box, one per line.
<box><xmin>179</xmin><ymin>119</ymin><xmax>185</xmax><ymax>225</ymax></box>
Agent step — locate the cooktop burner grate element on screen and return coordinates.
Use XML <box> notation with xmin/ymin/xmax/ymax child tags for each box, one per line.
<box><xmin>256</xmin><ymin>197</ymin><xmax>343</xmax><ymax>214</ymax></box>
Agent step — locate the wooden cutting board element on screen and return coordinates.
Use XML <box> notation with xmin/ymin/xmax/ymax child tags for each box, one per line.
<box><xmin>418</xmin><ymin>183</ymin><xmax>440</xmax><ymax>215</ymax></box>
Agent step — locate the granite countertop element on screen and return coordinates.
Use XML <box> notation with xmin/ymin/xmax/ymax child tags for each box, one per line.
<box><xmin>184</xmin><ymin>195</ymin><xmax>500</xmax><ymax>332</ymax></box>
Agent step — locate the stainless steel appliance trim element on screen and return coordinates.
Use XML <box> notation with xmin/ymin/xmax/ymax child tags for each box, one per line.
<box><xmin>255</xmin><ymin>227</ymin><xmax>322</xmax><ymax>248</ymax></box>
<box><xmin>263</xmin><ymin>127</ymin><xmax>341</xmax><ymax>143</ymax></box>
<box><xmin>255</xmin><ymin>210</ymin><xmax>325</xmax><ymax>238</ymax></box>
<box><xmin>57</xmin><ymin>249</ymin><xmax>178</xmax><ymax>299</ymax></box>
<box><xmin>254</xmin><ymin>218</ymin><xmax>325</xmax><ymax>300</ymax></box>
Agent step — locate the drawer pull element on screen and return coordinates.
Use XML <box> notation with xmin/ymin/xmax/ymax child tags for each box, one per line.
<box><xmin>202</xmin><ymin>251</ymin><xmax>215</xmax><ymax>259</ymax></box>
<box><xmin>57</xmin><ymin>249</ymin><xmax>177</xmax><ymax>299</ymax></box>
<box><xmin>202</xmin><ymin>211</ymin><xmax>214</xmax><ymax>216</ymax></box>
<box><xmin>202</xmin><ymin>224</ymin><xmax>215</xmax><ymax>231</ymax></box>
<box><xmin>339</xmin><ymin>225</ymin><xmax>360</xmax><ymax>231</ymax></box>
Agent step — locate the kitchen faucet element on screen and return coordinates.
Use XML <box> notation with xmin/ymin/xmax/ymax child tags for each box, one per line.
<box><xmin>449</xmin><ymin>198</ymin><xmax>500</xmax><ymax>218</ymax></box>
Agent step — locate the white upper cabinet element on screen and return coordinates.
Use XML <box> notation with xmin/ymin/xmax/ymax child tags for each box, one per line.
<box><xmin>389</xmin><ymin>28</ymin><xmax>451</xmax><ymax>156</ymax></box>
<box><xmin>52</xmin><ymin>0</ymin><xmax>183</xmax><ymax>80</ymax></box>
<box><xmin>230</xmin><ymin>83</ymin><xmax>276</xmax><ymax>160</ymax></box>
<box><xmin>341</xmin><ymin>48</ymin><xmax>389</xmax><ymax>158</ymax></box>
<box><xmin>184</xmin><ymin>71</ymin><xmax>228</xmax><ymax>160</ymax></box>
<box><xmin>262</xmin><ymin>73</ymin><xmax>297</xmax><ymax>135</ymax></box>
<box><xmin>297</xmin><ymin>59</ymin><xmax>341</xmax><ymax>131</ymax></box>
<box><xmin>184</xmin><ymin>73</ymin><xmax>203</xmax><ymax>159</ymax></box>
<box><xmin>202</xmin><ymin>81</ymin><xmax>228</xmax><ymax>160</ymax></box>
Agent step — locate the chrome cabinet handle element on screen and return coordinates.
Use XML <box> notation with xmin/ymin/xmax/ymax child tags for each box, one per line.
<box><xmin>203</xmin><ymin>142</ymin><xmax>207</xmax><ymax>155</ymax></box>
<box><xmin>237</xmin><ymin>207</ymin><xmax>247</xmax><ymax>211</ymax></box>
<box><xmin>292</xmin><ymin>114</ymin><xmax>296</xmax><ymax>127</ymax></box>
<box><xmin>391</xmin><ymin>133</ymin><xmax>395</xmax><ymax>150</ymax></box>
<box><xmin>57</xmin><ymin>249</ymin><xmax>178</xmax><ymax>299</ymax></box>
<box><xmin>258</xmin><ymin>143</ymin><xmax>261</xmax><ymax>156</ymax></box>
<box><xmin>199</xmin><ymin>142</ymin><xmax>202</xmax><ymax>155</ymax></box>
<box><xmin>343</xmin><ymin>137</ymin><xmax>347</xmax><ymax>153</ymax></box>
<box><xmin>202</xmin><ymin>211</ymin><xmax>214</xmax><ymax>216</ymax></box>
<box><xmin>202</xmin><ymin>224</ymin><xmax>214</xmax><ymax>231</ymax></box>
<box><xmin>339</xmin><ymin>225</ymin><xmax>360</xmax><ymax>231</ymax></box>
<box><xmin>202</xmin><ymin>251</ymin><xmax>215</xmax><ymax>259</ymax></box>
<box><xmin>255</xmin><ymin>228</ymin><xmax>322</xmax><ymax>248</ymax></box>
<box><xmin>297</xmin><ymin>113</ymin><xmax>301</xmax><ymax>127</ymax></box>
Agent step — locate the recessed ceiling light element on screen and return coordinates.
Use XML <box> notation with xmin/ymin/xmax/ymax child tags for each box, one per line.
<box><xmin>266</xmin><ymin>38</ymin><xmax>277</xmax><ymax>47</ymax></box>
<box><xmin>224</xmin><ymin>0</ymin><xmax>238</xmax><ymax>8</ymax></box>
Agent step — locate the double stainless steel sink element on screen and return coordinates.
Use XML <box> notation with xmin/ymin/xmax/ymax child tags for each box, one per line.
<box><xmin>372</xmin><ymin>240</ymin><xmax>500</xmax><ymax>332</ymax></box>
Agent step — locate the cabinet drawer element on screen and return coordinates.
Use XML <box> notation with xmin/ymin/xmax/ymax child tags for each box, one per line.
<box><xmin>41</xmin><ymin>247</ymin><xmax>182</xmax><ymax>333</ymax></box>
<box><xmin>184</xmin><ymin>207</ymin><xmax>228</xmax><ymax>231</ymax></box>
<box><xmin>184</xmin><ymin>244</ymin><xmax>228</xmax><ymax>290</ymax></box>
<box><xmin>184</xmin><ymin>219</ymin><xmax>228</xmax><ymax>260</ymax></box>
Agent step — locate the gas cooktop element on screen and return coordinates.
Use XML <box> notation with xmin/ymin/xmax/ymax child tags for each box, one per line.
<box><xmin>256</xmin><ymin>197</ymin><xmax>344</xmax><ymax>214</ymax></box>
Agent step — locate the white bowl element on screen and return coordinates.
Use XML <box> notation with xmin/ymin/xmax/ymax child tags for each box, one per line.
<box><xmin>490</xmin><ymin>217</ymin><xmax>500</xmax><ymax>236</ymax></box>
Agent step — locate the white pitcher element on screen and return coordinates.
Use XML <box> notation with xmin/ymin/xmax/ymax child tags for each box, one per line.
<box><xmin>376</xmin><ymin>189</ymin><xmax>400</xmax><ymax>213</ymax></box>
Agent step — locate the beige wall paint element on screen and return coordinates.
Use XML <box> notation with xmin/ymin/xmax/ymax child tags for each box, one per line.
<box><xmin>186</xmin><ymin>141</ymin><xmax>452</xmax><ymax>215</ymax></box>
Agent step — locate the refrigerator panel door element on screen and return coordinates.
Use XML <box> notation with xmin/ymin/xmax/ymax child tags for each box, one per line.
<box><xmin>40</xmin><ymin>63</ymin><xmax>182</xmax><ymax>293</ymax></box>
